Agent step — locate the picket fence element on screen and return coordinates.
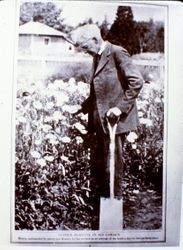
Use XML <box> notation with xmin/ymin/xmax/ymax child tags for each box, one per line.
<box><xmin>17</xmin><ymin>55</ymin><xmax>165</xmax><ymax>82</ymax></box>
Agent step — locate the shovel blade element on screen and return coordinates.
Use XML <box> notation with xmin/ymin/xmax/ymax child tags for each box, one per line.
<box><xmin>99</xmin><ymin>197</ymin><xmax>123</xmax><ymax>230</ymax></box>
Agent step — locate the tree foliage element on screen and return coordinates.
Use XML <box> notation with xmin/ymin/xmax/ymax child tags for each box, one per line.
<box><xmin>107</xmin><ymin>6</ymin><xmax>139</xmax><ymax>55</ymax></box>
<box><xmin>19</xmin><ymin>1</ymin><xmax>66</xmax><ymax>32</ymax></box>
<box><xmin>135</xmin><ymin>20</ymin><xmax>164</xmax><ymax>53</ymax></box>
<box><xmin>104</xmin><ymin>6</ymin><xmax>164</xmax><ymax>55</ymax></box>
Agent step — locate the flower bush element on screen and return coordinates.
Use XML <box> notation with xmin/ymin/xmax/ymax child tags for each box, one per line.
<box><xmin>15</xmin><ymin>71</ymin><xmax>164</xmax><ymax>229</ymax></box>
<box><xmin>15</xmin><ymin>78</ymin><xmax>97</xmax><ymax>230</ymax></box>
<box><xmin>123</xmin><ymin>80</ymin><xmax>164</xmax><ymax>194</ymax></box>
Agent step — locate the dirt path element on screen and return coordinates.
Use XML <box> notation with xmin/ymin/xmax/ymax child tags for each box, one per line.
<box><xmin>123</xmin><ymin>190</ymin><xmax>162</xmax><ymax>229</ymax></box>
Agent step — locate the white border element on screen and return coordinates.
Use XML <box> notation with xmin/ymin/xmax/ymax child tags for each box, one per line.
<box><xmin>0</xmin><ymin>0</ymin><xmax>182</xmax><ymax>248</ymax></box>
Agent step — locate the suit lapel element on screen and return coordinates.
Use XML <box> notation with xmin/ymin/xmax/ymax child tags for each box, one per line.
<box><xmin>94</xmin><ymin>42</ymin><xmax>111</xmax><ymax>76</ymax></box>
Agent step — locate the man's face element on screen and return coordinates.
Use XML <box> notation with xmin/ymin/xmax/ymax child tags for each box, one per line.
<box><xmin>76</xmin><ymin>37</ymin><xmax>100</xmax><ymax>56</ymax></box>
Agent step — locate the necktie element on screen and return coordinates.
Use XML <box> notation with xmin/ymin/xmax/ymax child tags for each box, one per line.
<box><xmin>94</xmin><ymin>54</ymin><xmax>101</xmax><ymax>73</ymax></box>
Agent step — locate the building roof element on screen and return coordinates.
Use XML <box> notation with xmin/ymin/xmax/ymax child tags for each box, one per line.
<box><xmin>19</xmin><ymin>21</ymin><xmax>67</xmax><ymax>37</ymax></box>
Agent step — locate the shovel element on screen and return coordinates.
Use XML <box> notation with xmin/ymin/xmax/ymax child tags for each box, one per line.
<box><xmin>99</xmin><ymin>115</ymin><xmax>123</xmax><ymax>230</ymax></box>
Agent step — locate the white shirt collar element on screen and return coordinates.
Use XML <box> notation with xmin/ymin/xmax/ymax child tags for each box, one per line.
<box><xmin>98</xmin><ymin>41</ymin><xmax>107</xmax><ymax>55</ymax></box>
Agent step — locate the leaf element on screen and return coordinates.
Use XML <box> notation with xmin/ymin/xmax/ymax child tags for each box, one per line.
<box><xmin>61</xmin><ymin>164</ymin><xmax>66</xmax><ymax>176</ymax></box>
<box><xmin>78</xmin><ymin>196</ymin><xmax>86</xmax><ymax>205</ymax></box>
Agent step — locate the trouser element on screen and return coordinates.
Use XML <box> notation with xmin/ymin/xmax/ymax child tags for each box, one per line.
<box><xmin>90</xmin><ymin>107</ymin><xmax>125</xmax><ymax>198</ymax></box>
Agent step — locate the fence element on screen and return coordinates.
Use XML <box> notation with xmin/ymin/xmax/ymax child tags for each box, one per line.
<box><xmin>133</xmin><ymin>59</ymin><xmax>165</xmax><ymax>82</ymax></box>
<box><xmin>17</xmin><ymin>55</ymin><xmax>165</xmax><ymax>84</ymax></box>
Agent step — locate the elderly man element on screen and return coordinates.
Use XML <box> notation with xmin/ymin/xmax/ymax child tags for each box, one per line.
<box><xmin>72</xmin><ymin>24</ymin><xmax>144</xmax><ymax>199</ymax></box>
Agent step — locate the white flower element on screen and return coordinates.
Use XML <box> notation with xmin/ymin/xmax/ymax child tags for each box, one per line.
<box><xmin>133</xmin><ymin>190</ymin><xmax>139</xmax><ymax>194</ymax></box>
<box><xmin>46</xmin><ymin>133</ymin><xmax>57</xmax><ymax>141</ymax></box>
<box><xmin>44</xmin><ymin>116</ymin><xmax>52</xmax><ymax>123</ymax></box>
<box><xmin>17</xmin><ymin>116</ymin><xmax>27</xmax><ymax>123</ymax></box>
<box><xmin>33</xmin><ymin>101</ymin><xmax>43</xmax><ymax>110</ymax></box>
<box><xmin>60</xmin><ymin>136</ymin><xmax>71</xmax><ymax>143</ymax></box>
<box><xmin>50</xmin><ymin>139</ymin><xmax>59</xmax><ymax>145</ymax></box>
<box><xmin>45</xmin><ymin>133</ymin><xmax>59</xmax><ymax>144</ymax></box>
<box><xmin>30</xmin><ymin>151</ymin><xmax>41</xmax><ymax>158</ymax></box>
<box><xmin>55</xmin><ymin>98</ymin><xmax>64</xmax><ymax>107</ymax></box>
<box><xmin>62</xmin><ymin>105</ymin><xmax>72</xmax><ymax>113</ymax></box>
<box><xmin>140</xmin><ymin>118</ymin><xmax>153</xmax><ymax>126</ymax></box>
<box><xmin>41</xmin><ymin>124</ymin><xmax>52</xmax><ymax>133</ymax></box>
<box><xmin>46</xmin><ymin>101</ymin><xmax>54</xmax><ymax>109</ymax></box>
<box><xmin>52</xmin><ymin>111</ymin><xmax>64</xmax><ymax>121</ymax></box>
<box><xmin>54</xmin><ymin>79</ymin><xmax>64</xmax><ymax>88</ymax></box>
<box><xmin>68</xmin><ymin>77</ymin><xmax>76</xmax><ymax>85</ymax></box>
<box><xmin>77</xmin><ymin>81</ymin><xmax>90</xmax><ymax>96</ymax></box>
<box><xmin>154</xmin><ymin>97</ymin><xmax>161</xmax><ymax>103</ymax></box>
<box><xmin>126</xmin><ymin>132</ymin><xmax>138</xmax><ymax>143</ymax></box>
<box><xmin>44</xmin><ymin>155</ymin><xmax>54</xmax><ymax>162</ymax></box>
<box><xmin>36</xmin><ymin>158</ymin><xmax>46</xmax><ymax>167</ymax></box>
<box><xmin>55</xmin><ymin>92</ymin><xmax>69</xmax><ymax>107</ymax></box>
<box><xmin>138</xmin><ymin>111</ymin><xmax>143</xmax><ymax>118</ymax></box>
<box><xmin>74</xmin><ymin>122</ymin><xmax>87</xmax><ymax>134</ymax></box>
<box><xmin>63</xmin><ymin>104</ymin><xmax>81</xmax><ymax>114</ymax></box>
<box><xmin>76</xmin><ymin>136</ymin><xmax>84</xmax><ymax>144</ymax></box>
<box><xmin>35</xmin><ymin>139</ymin><xmax>42</xmax><ymax>145</ymax></box>
<box><xmin>132</xmin><ymin>144</ymin><xmax>137</xmax><ymax>149</ymax></box>
<box><xmin>79</xmin><ymin>113</ymin><xmax>88</xmax><ymax>121</ymax></box>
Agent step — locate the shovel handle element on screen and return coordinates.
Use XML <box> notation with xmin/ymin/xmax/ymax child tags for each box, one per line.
<box><xmin>106</xmin><ymin>114</ymin><xmax>120</xmax><ymax>128</ymax></box>
<box><xmin>106</xmin><ymin>115</ymin><xmax>120</xmax><ymax>199</ymax></box>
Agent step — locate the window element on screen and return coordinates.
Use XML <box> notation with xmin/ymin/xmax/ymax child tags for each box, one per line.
<box><xmin>44</xmin><ymin>38</ymin><xmax>50</xmax><ymax>45</ymax></box>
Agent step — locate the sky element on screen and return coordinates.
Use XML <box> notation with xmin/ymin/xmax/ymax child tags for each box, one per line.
<box><xmin>58</xmin><ymin>1</ymin><xmax>166</xmax><ymax>26</ymax></box>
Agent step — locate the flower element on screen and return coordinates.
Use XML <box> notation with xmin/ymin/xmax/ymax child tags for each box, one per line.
<box><xmin>46</xmin><ymin>101</ymin><xmax>54</xmax><ymax>109</ymax></box>
<box><xmin>126</xmin><ymin>132</ymin><xmax>138</xmax><ymax>143</ymax></box>
<box><xmin>44</xmin><ymin>155</ymin><xmax>54</xmax><ymax>162</ymax></box>
<box><xmin>44</xmin><ymin>116</ymin><xmax>52</xmax><ymax>123</ymax></box>
<box><xmin>30</xmin><ymin>151</ymin><xmax>41</xmax><ymax>158</ymax></box>
<box><xmin>132</xmin><ymin>144</ymin><xmax>137</xmax><ymax>149</ymax></box>
<box><xmin>36</xmin><ymin>158</ymin><xmax>46</xmax><ymax>167</ymax></box>
<box><xmin>55</xmin><ymin>92</ymin><xmax>69</xmax><ymax>107</ymax></box>
<box><xmin>68</xmin><ymin>77</ymin><xmax>76</xmax><ymax>85</ymax></box>
<box><xmin>77</xmin><ymin>81</ymin><xmax>90</xmax><ymax>96</ymax></box>
<box><xmin>33</xmin><ymin>101</ymin><xmax>43</xmax><ymax>110</ymax></box>
<box><xmin>17</xmin><ymin>116</ymin><xmax>27</xmax><ymax>123</ymax></box>
<box><xmin>76</xmin><ymin>136</ymin><xmax>84</xmax><ymax>144</ymax></box>
<box><xmin>52</xmin><ymin>111</ymin><xmax>64</xmax><ymax>122</ymax></box>
<box><xmin>154</xmin><ymin>97</ymin><xmax>161</xmax><ymax>103</ymax></box>
<box><xmin>140</xmin><ymin>118</ymin><xmax>153</xmax><ymax>126</ymax></box>
<box><xmin>79</xmin><ymin>113</ymin><xmax>88</xmax><ymax>121</ymax></box>
<box><xmin>74</xmin><ymin>122</ymin><xmax>87</xmax><ymax>134</ymax></box>
<box><xmin>46</xmin><ymin>133</ymin><xmax>59</xmax><ymax>144</ymax></box>
<box><xmin>62</xmin><ymin>104</ymin><xmax>81</xmax><ymax>114</ymax></box>
<box><xmin>60</xmin><ymin>136</ymin><xmax>71</xmax><ymax>143</ymax></box>
<box><xmin>53</xmin><ymin>79</ymin><xmax>64</xmax><ymax>88</ymax></box>
<box><xmin>35</xmin><ymin>139</ymin><xmax>42</xmax><ymax>145</ymax></box>
<box><xmin>41</xmin><ymin>124</ymin><xmax>52</xmax><ymax>133</ymax></box>
<box><xmin>138</xmin><ymin>111</ymin><xmax>143</xmax><ymax>118</ymax></box>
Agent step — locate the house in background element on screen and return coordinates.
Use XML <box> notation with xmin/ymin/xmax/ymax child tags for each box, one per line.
<box><xmin>18</xmin><ymin>21</ymin><xmax>74</xmax><ymax>57</ymax></box>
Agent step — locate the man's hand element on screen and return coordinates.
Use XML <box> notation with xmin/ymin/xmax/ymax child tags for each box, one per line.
<box><xmin>106</xmin><ymin>107</ymin><xmax>121</xmax><ymax>126</ymax></box>
<box><xmin>106</xmin><ymin>107</ymin><xmax>122</xmax><ymax>118</ymax></box>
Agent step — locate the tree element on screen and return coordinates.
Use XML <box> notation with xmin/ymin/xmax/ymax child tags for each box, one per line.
<box><xmin>135</xmin><ymin>19</ymin><xmax>164</xmax><ymax>53</ymax></box>
<box><xmin>107</xmin><ymin>6</ymin><xmax>140</xmax><ymax>55</ymax></box>
<box><xmin>155</xmin><ymin>25</ymin><xmax>164</xmax><ymax>52</ymax></box>
<box><xmin>19</xmin><ymin>2</ymin><xmax>66</xmax><ymax>32</ymax></box>
<box><xmin>100</xmin><ymin>15</ymin><xmax>111</xmax><ymax>41</ymax></box>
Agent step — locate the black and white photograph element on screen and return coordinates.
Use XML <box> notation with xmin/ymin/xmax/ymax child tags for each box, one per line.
<box><xmin>7</xmin><ymin>0</ymin><xmax>182</xmax><ymax>247</ymax></box>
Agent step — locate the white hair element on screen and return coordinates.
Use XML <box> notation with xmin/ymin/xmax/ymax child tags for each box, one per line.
<box><xmin>71</xmin><ymin>24</ymin><xmax>102</xmax><ymax>45</ymax></box>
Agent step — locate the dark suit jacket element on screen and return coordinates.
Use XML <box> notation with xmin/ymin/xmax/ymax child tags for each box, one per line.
<box><xmin>81</xmin><ymin>41</ymin><xmax>144</xmax><ymax>134</ymax></box>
